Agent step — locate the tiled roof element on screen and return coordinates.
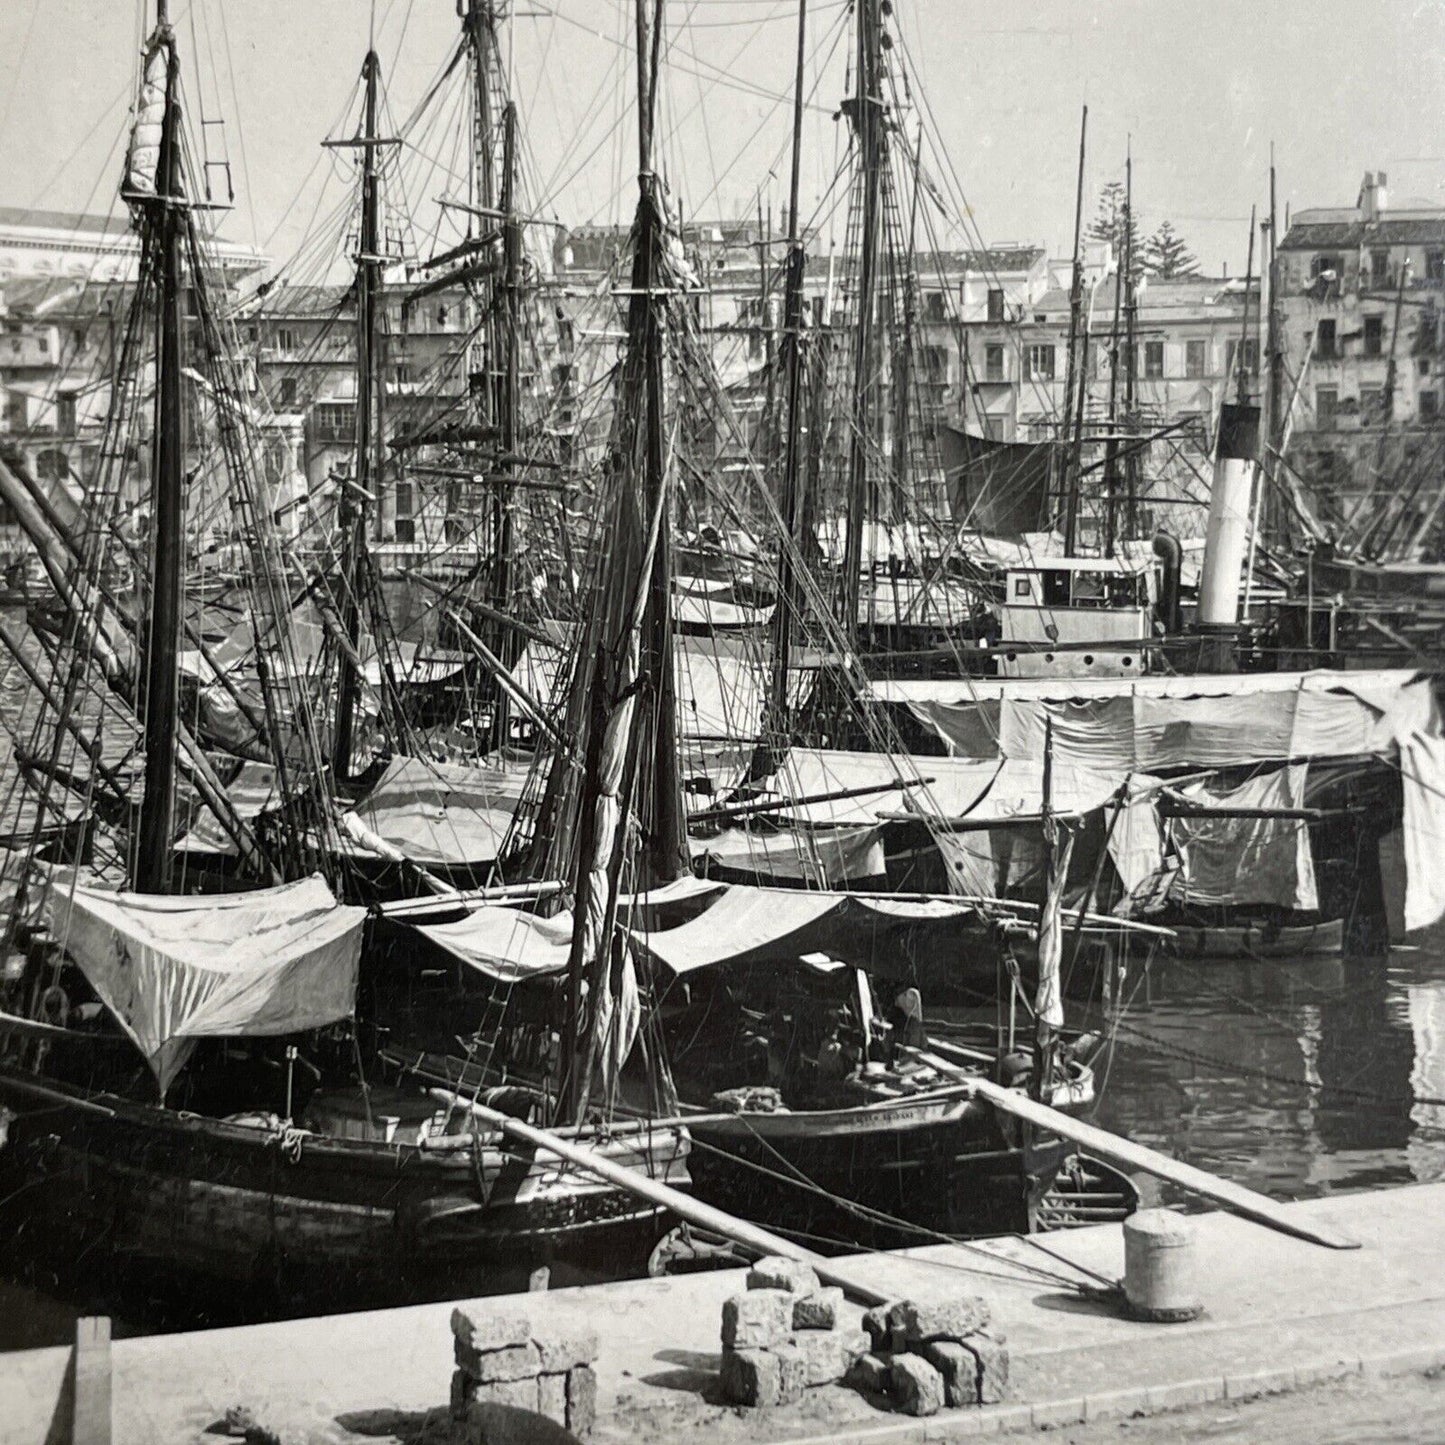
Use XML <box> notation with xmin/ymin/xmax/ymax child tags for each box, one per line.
<box><xmin>0</xmin><ymin>205</ymin><xmax>130</xmax><ymax>236</ymax></box>
<box><xmin>959</xmin><ymin>246</ymin><xmax>1045</xmax><ymax>274</ymax></box>
<box><xmin>1280</xmin><ymin>215</ymin><xmax>1445</xmax><ymax>251</ymax></box>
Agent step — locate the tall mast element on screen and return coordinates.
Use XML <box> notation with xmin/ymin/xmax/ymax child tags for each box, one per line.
<box><xmin>838</xmin><ymin>0</ymin><xmax>886</xmax><ymax>640</ymax></box>
<box><xmin>133</xmin><ymin>0</ymin><xmax>185</xmax><ymax>892</ymax></box>
<box><xmin>765</xmin><ymin>0</ymin><xmax>810</xmax><ymax>743</ymax></box>
<box><xmin>1264</xmin><ymin>153</ymin><xmax>1285</xmax><ymax>546</ymax></box>
<box><xmin>331</xmin><ymin>50</ymin><xmax>386</xmax><ymax>785</ymax></box>
<box><xmin>1101</xmin><ymin>158</ymin><xmax>1126</xmax><ymax>555</ymax></box>
<box><xmin>561</xmin><ymin>0</ymin><xmax>681</xmax><ymax>1122</ymax></box>
<box><xmin>1059</xmin><ymin>105</ymin><xmax>1088</xmax><ymax>555</ymax></box>
<box><xmin>891</xmin><ymin>123</ymin><xmax>925</xmax><ymax>508</ymax></box>
<box><xmin>1121</xmin><ymin>148</ymin><xmax>1139</xmax><ymax>539</ymax></box>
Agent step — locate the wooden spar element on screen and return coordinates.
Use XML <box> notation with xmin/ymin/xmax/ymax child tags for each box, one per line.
<box><xmin>838</xmin><ymin>0</ymin><xmax>885</xmax><ymax>641</ymax></box>
<box><xmin>335</xmin><ymin>812</ymin><xmax>459</xmax><ymax>896</ymax></box>
<box><xmin>332</xmin><ymin>49</ymin><xmax>386</xmax><ymax>785</ymax></box>
<box><xmin>444</xmin><ymin>608</ymin><xmax>564</xmax><ymax>744</ymax></box>
<box><xmin>378</xmin><ymin>879</ymin><xmax>565</xmax><ymax>918</ymax></box>
<box><xmin>1059</xmin><ymin>105</ymin><xmax>1088</xmax><ymax>554</ymax></box>
<box><xmin>460</xmin><ymin>1098</ymin><xmax>891</xmax><ymax>1304</ymax></box>
<box><xmin>970</xmin><ymin>1077</ymin><xmax>1360</xmax><ymax>1250</ymax></box>
<box><xmin>133</xmin><ymin>23</ymin><xmax>184</xmax><ymax>893</ymax></box>
<box><xmin>1121</xmin><ymin>143</ymin><xmax>1140</xmax><ymax>536</ymax></box>
<box><xmin>763</xmin><ymin>0</ymin><xmax>809</xmax><ymax>744</ymax></box>
<box><xmin>688</xmin><ymin>774</ymin><xmax>934</xmax><ymax>826</ymax></box>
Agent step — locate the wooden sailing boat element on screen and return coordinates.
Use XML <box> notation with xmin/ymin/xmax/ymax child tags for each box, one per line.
<box><xmin>0</xmin><ymin>3</ymin><xmax>687</xmax><ymax>1323</ymax></box>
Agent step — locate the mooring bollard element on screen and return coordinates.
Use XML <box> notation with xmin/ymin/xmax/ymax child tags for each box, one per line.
<box><xmin>1122</xmin><ymin>1208</ymin><xmax>1203</xmax><ymax>1322</ymax></box>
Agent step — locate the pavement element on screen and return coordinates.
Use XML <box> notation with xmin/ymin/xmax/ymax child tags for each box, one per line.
<box><xmin>2</xmin><ymin>1181</ymin><xmax>1444</xmax><ymax>1444</ymax></box>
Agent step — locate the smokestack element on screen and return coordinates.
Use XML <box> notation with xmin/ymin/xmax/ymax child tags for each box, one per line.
<box><xmin>1198</xmin><ymin>403</ymin><xmax>1260</xmax><ymax>628</ymax></box>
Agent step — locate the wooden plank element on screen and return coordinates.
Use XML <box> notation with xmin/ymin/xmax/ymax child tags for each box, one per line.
<box><xmin>970</xmin><ymin>1077</ymin><xmax>1360</xmax><ymax>1250</ymax></box>
<box><xmin>72</xmin><ymin>1316</ymin><xmax>111</xmax><ymax>1445</ymax></box>
<box><xmin>462</xmin><ymin>1102</ymin><xmax>894</xmax><ymax>1306</ymax></box>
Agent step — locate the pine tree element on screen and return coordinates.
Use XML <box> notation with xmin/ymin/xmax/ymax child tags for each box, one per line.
<box><xmin>1086</xmin><ymin>179</ymin><xmax>1141</xmax><ymax>269</ymax></box>
<box><xmin>1143</xmin><ymin>220</ymin><xmax>1200</xmax><ymax>279</ymax></box>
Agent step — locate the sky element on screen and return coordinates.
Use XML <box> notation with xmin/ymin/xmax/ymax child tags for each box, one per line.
<box><xmin>2</xmin><ymin>0</ymin><xmax>1444</xmax><ymax>281</ymax></box>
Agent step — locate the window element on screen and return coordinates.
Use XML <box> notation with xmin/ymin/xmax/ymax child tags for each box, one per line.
<box><xmin>72</xmin><ymin>326</ymin><xmax>88</xmax><ymax>354</ymax></box>
<box><xmin>1317</xmin><ymin>318</ymin><xmax>1337</xmax><ymax>359</ymax></box>
<box><xmin>1364</xmin><ymin>315</ymin><xmax>1384</xmax><ymax>358</ymax></box>
<box><xmin>1024</xmin><ymin>343</ymin><xmax>1055</xmax><ymax>381</ymax></box>
<box><xmin>984</xmin><ymin>344</ymin><xmax>1005</xmax><ymax>381</ymax></box>
<box><xmin>1226</xmin><ymin>338</ymin><xmax>1259</xmax><ymax>378</ymax></box>
<box><xmin>1143</xmin><ymin>341</ymin><xmax>1165</xmax><ymax>379</ymax></box>
<box><xmin>56</xmin><ymin>390</ymin><xmax>77</xmax><ymax>434</ymax></box>
<box><xmin>1184</xmin><ymin>339</ymin><xmax>1207</xmax><ymax>379</ymax></box>
<box><xmin>5</xmin><ymin>391</ymin><xmax>26</xmax><ymax>432</ymax></box>
<box><xmin>1429</xmin><ymin>249</ymin><xmax>1445</xmax><ymax>284</ymax></box>
<box><xmin>1422</xmin><ymin>390</ymin><xmax>1440</xmax><ymax>422</ymax></box>
<box><xmin>987</xmin><ymin>288</ymin><xmax>1005</xmax><ymax>322</ymax></box>
<box><xmin>1312</xmin><ymin>254</ymin><xmax>1342</xmax><ymax>281</ymax></box>
<box><xmin>313</xmin><ymin>401</ymin><xmax>355</xmax><ymax>442</ymax></box>
<box><xmin>923</xmin><ymin>291</ymin><xmax>947</xmax><ymax>322</ymax></box>
<box><xmin>279</xmin><ymin>376</ymin><xmax>298</xmax><ymax>407</ymax></box>
<box><xmin>921</xmin><ymin>345</ymin><xmax>948</xmax><ymax>383</ymax></box>
<box><xmin>1360</xmin><ymin>387</ymin><xmax>1385</xmax><ymax>424</ymax></box>
<box><xmin>1371</xmin><ymin>249</ymin><xmax>1390</xmax><ymax>286</ymax></box>
<box><xmin>395</xmin><ymin>481</ymin><xmax>415</xmax><ymax>518</ymax></box>
<box><xmin>1012</xmin><ymin>576</ymin><xmax>1033</xmax><ymax>599</ymax></box>
<box><xmin>1315</xmin><ymin>386</ymin><xmax>1338</xmax><ymax>429</ymax></box>
<box><xmin>394</xmin><ymin>518</ymin><xmax>416</xmax><ymax>544</ymax></box>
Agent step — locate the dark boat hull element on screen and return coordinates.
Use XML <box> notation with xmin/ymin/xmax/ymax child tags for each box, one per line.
<box><xmin>0</xmin><ymin>1069</ymin><xmax>688</xmax><ymax>1321</ymax></box>
<box><xmin>685</xmin><ymin>1092</ymin><xmax>1102</xmax><ymax>1248</ymax></box>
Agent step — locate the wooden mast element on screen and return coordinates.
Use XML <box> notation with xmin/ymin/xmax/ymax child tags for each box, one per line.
<box><xmin>1101</xmin><ymin>157</ymin><xmax>1127</xmax><ymax>556</ymax></box>
<box><xmin>1059</xmin><ymin>105</ymin><xmax>1088</xmax><ymax>556</ymax></box>
<box><xmin>838</xmin><ymin>0</ymin><xmax>885</xmax><ymax>641</ymax></box>
<box><xmin>764</xmin><ymin>0</ymin><xmax>810</xmax><ymax>744</ymax></box>
<box><xmin>1121</xmin><ymin>146</ymin><xmax>1140</xmax><ymax>540</ymax></box>
<box><xmin>134</xmin><ymin>0</ymin><xmax>185</xmax><ymax>892</ymax></box>
<box><xmin>560</xmin><ymin>0</ymin><xmax>680</xmax><ymax>1122</ymax></box>
<box><xmin>331</xmin><ymin>50</ymin><xmax>386</xmax><ymax>786</ymax></box>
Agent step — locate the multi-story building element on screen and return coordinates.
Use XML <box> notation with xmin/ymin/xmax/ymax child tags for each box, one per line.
<box><xmin>1278</xmin><ymin>171</ymin><xmax>1445</xmax><ymax>529</ymax></box>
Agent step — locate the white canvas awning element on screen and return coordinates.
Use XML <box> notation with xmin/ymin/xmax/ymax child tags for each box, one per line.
<box><xmin>44</xmin><ymin>873</ymin><xmax>364</xmax><ymax>1093</ymax></box>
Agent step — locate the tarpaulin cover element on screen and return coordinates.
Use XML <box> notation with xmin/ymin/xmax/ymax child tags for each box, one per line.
<box><xmin>177</xmin><ymin>761</ymin><xmax>291</xmax><ymax>857</ymax></box>
<box><xmin>870</xmin><ymin>669</ymin><xmax>1445</xmax><ymax>930</ymax></box>
<box><xmin>761</xmin><ymin>748</ymin><xmax>1126</xmax><ymax>826</ymax></box>
<box><xmin>633</xmin><ymin>884</ymin><xmax>977</xmax><ymax>976</ymax></box>
<box><xmin>44</xmin><ymin>874</ymin><xmax>364</xmax><ymax>1094</ymax></box>
<box><xmin>345</xmin><ymin>755</ymin><xmax>528</xmax><ymax>867</ymax></box>
<box><xmin>1168</xmin><ymin>765</ymin><xmax>1318</xmax><ymax>911</ymax></box>
<box><xmin>412</xmin><ymin>904</ymin><xmax>576</xmax><ymax>982</ymax></box>
<box><xmin>939</xmin><ymin>424</ymin><xmax>1056</xmax><ymax>539</ymax></box>
<box><xmin>691</xmin><ymin>825</ymin><xmax>886</xmax><ymax>887</ymax></box>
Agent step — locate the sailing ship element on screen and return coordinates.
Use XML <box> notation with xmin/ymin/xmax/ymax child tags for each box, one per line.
<box><xmin>0</xmin><ymin>1</ymin><xmax>687</xmax><ymax>1321</ymax></box>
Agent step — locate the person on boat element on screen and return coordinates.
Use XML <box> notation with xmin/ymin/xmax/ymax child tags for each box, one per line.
<box><xmin>815</xmin><ymin>1018</ymin><xmax>848</xmax><ymax>1083</ymax></box>
<box><xmin>887</xmin><ymin>986</ymin><xmax>926</xmax><ymax>1050</ymax></box>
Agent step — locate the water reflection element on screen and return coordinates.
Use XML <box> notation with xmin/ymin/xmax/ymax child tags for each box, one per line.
<box><xmin>1077</xmin><ymin>930</ymin><xmax>1445</xmax><ymax>1207</ymax></box>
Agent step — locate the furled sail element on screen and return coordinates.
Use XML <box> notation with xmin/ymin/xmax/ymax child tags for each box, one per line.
<box><xmin>122</xmin><ymin>34</ymin><xmax>169</xmax><ymax>203</ymax></box>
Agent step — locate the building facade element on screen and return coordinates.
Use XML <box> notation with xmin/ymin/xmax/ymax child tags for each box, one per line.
<box><xmin>1278</xmin><ymin>172</ymin><xmax>1445</xmax><ymax>533</ymax></box>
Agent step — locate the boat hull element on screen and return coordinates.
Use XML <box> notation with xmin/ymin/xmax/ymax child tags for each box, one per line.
<box><xmin>0</xmin><ymin>1069</ymin><xmax>688</xmax><ymax>1321</ymax></box>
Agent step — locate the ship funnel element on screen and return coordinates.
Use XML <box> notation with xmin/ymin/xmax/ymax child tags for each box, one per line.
<box><xmin>1197</xmin><ymin>403</ymin><xmax>1260</xmax><ymax>628</ymax></box>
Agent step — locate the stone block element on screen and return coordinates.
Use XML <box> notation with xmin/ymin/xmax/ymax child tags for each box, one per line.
<box><xmin>959</xmin><ymin>1329</ymin><xmax>1010</xmax><ymax>1404</ymax></box>
<box><xmin>792</xmin><ymin>1286</ymin><xmax>844</xmax><ymax>1330</ymax></box>
<box><xmin>566</xmin><ymin>1364</ymin><xmax>598</xmax><ymax>1437</ymax></box>
<box><xmin>533</xmin><ymin>1324</ymin><xmax>601</xmax><ymax>1371</ymax></box>
<box><xmin>887</xmin><ymin>1295</ymin><xmax>991</xmax><ymax>1347</ymax></box>
<box><xmin>773</xmin><ymin>1341</ymin><xmax>809</xmax><ymax>1404</ymax></box>
<box><xmin>844</xmin><ymin>1352</ymin><xmax>891</xmax><ymax>1396</ymax></box>
<box><xmin>838</xmin><ymin>1328</ymin><xmax>872</xmax><ymax>1365</ymax></box>
<box><xmin>747</xmin><ymin>1256</ymin><xmax>821</xmax><ymax>1295</ymax></box>
<box><xmin>536</xmin><ymin>1372</ymin><xmax>567</xmax><ymax>1425</ymax></box>
<box><xmin>450</xmin><ymin>1307</ymin><xmax>532</xmax><ymax>1353</ymax></box>
<box><xmin>722</xmin><ymin>1289</ymin><xmax>793</xmax><ymax>1349</ymax></box>
<box><xmin>788</xmin><ymin>1329</ymin><xmax>845</xmax><ymax>1387</ymax></box>
<box><xmin>918</xmin><ymin>1339</ymin><xmax>977</xmax><ymax>1408</ymax></box>
<box><xmin>720</xmin><ymin>1348</ymin><xmax>783</xmax><ymax>1407</ymax></box>
<box><xmin>456</xmin><ymin>1340</ymin><xmax>539</xmax><ymax>1384</ymax></box>
<box><xmin>463</xmin><ymin>1377</ymin><xmax>538</xmax><ymax>1413</ymax></box>
<box><xmin>889</xmin><ymin>1352</ymin><xmax>946</xmax><ymax>1418</ymax></box>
